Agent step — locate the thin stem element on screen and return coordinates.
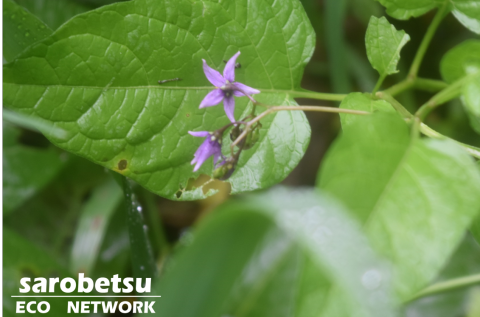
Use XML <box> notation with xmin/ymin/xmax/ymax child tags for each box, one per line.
<box><xmin>383</xmin><ymin>78</ymin><xmax>415</xmax><ymax>97</ymax></box>
<box><xmin>414</xmin><ymin>78</ymin><xmax>448</xmax><ymax>92</ymax></box>
<box><xmin>288</xmin><ymin>90</ymin><xmax>347</xmax><ymax>101</ymax></box>
<box><xmin>376</xmin><ymin>92</ymin><xmax>412</xmax><ymax>118</ymax></box>
<box><xmin>407</xmin><ymin>273</ymin><xmax>480</xmax><ymax>302</ymax></box>
<box><xmin>415</xmin><ymin>73</ymin><xmax>479</xmax><ymax>121</ymax></box>
<box><xmin>420</xmin><ymin>124</ymin><xmax>480</xmax><ymax>159</ymax></box>
<box><xmin>408</xmin><ymin>2</ymin><xmax>448</xmax><ymax>79</ymax></box>
<box><xmin>372</xmin><ymin>74</ymin><xmax>387</xmax><ymax>95</ymax></box>
<box><xmin>230</xmin><ymin>105</ymin><xmax>369</xmax><ymax>150</ymax></box>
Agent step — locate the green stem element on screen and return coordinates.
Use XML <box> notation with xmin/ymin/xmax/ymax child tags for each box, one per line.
<box><xmin>376</xmin><ymin>92</ymin><xmax>413</xmax><ymax>118</ymax></box>
<box><xmin>407</xmin><ymin>273</ymin><xmax>480</xmax><ymax>302</ymax></box>
<box><xmin>414</xmin><ymin>78</ymin><xmax>448</xmax><ymax>92</ymax></box>
<box><xmin>121</xmin><ymin>176</ymin><xmax>157</xmax><ymax>282</ymax></box>
<box><xmin>140</xmin><ymin>190</ymin><xmax>170</xmax><ymax>260</ymax></box>
<box><xmin>372</xmin><ymin>74</ymin><xmax>387</xmax><ymax>95</ymax></box>
<box><xmin>288</xmin><ymin>90</ymin><xmax>347</xmax><ymax>101</ymax></box>
<box><xmin>408</xmin><ymin>2</ymin><xmax>448</xmax><ymax>79</ymax></box>
<box><xmin>383</xmin><ymin>78</ymin><xmax>448</xmax><ymax>97</ymax></box>
<box><xmin>420</xmin><ymin>124</ymin><xmax>480</xmax><ymax>159</ymax></box>
<box><xmin>376</xmin><ymin>92</ymin><xmax>480</xmax><ymax>159</ymax></box>
<box><xmin>415</xmin><ymin>73</ymin><xmax>479</xmax><ymax>121</ymax></box>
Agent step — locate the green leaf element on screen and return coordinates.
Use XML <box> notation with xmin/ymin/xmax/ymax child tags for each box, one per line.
<box><xmin>121</xmin><ymin>177</ymin><xmax>157</xmax><ymax>280</ymax></box>
<box><xmin>375</xmin><ymin>0</ymin><xmax>441</xmax><ymax>20</ymax></box>
<box><xmin>153</xmin><ymin>188</ymin><xmax>397</xmax><ymax>317</ymax></box>
<box><xmin>3</xmin><ymin>0</ymin><xmax>52</xmax><ymax>62</ymax></box>
<box><xmin>338</xmin><ymin>92</ymin><xmax>395</xmax><ymax>128</ymax></box>
<box><xmin>365</xmin><ymin>16</ymin><xmax>410</xmax><ymax>80</ymax></box>
<box><xmin>3</xmin><ymin>0</ymin><xmax>314</xmax><ymax>200</ymax></box>
<box><xmin>4</xmin><ymin>156</ymin><xmax>108</xmax><ymax>262</ymax></box>
<box><xmin>441</xmin><ymin>40</ymin><xmax>480</xmax><ymax>83</ymax></box>
<box><xmin>70</xmin><ymin>177</ymin><xmax>123</xmax><ymax>275</ymax></box>
<box><xmin>406</xmin><ymin>235</ymin><xmax>480</xmax><ymax>316</ymax></box>
<box><xmin>317</xmin><ymin>104</ymin><xmax>480</xmax><ymax>300</ymax></box>
<box><xmin>14</xmin><ymin>0</ymin><xmax>93</xmax><ymax>30</ymax></box>
<box><xmin>3</xmin><ymin>229</ymin><xmax>79</xmax><ymax>317</ymax></box>
<box><xmin>441</xmin><ymin>40</ymin><xmax>480</xmax><ymax>134</ymax></box>
<box><xmin>376</xmin><ymin>0</ymin><xmax>480</xmax><ymax>34</ymax></box>
<box><xmin>471</xmin><ymin>161</ymin><xmax>480</xmax><ymax>245</ymax></box>
<box><xmin>450</xmin><ymin>0</ymin><xmax>480</xmax><ymax>34</ymax></box>
<box><xmin>3</xmin><ymin>123</ymin><xmax>65</xmax><ymax>215</ymax></box>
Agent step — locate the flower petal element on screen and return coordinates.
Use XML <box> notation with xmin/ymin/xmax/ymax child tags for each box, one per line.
<box><xmin>223</xmin><ymin>51</ymin><xmax>241</xmax><ymax>82</ymax></box>
<box><xmin>233</xmin><ymin>82</ymin><xmax>261</xmax><ymax>97</ymax></box>
<box><xmin>202</xmin><ymin>59</ymin><xmax>225</xmax><ymax>87</ymax></box>
<box><xmin>223</xmin><ymin>96</ymin><xmax>236</xmax><ymax>123</ymax></box>
<box><xmin>199</xmin><ymin>89</ymin><xmax>224</xmax><ymax>108</ymax></box>
<box><xmin>188</xmin><ymin>131</ymin><xmax>210</xmax><ymax>138</ymax></box>
<box><xmin>192</xmin><ymin>140</ymin><xmax>213</xmax><ymax>172</ymax></box>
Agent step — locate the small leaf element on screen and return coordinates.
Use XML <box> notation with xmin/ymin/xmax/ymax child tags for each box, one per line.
<box><xmin>152</xmin><ymin>188</ymin><xmax>397</xmax><ymax>317</ymax></box>
<box><xmin>3</xmin><ymin>123</ymin><xmax>65</xmax><ymax>215</ymax></box>
<box><xmin>317</xmin><ymin>109</ymin><xmax>480</xmax><ymax>299</ymax></box>
<box><xmin>3</xmin><ymin>0</ymin><xmax>314</xmax><ymax>200</ymax></box>
<box><xmin>365</xmin><ymin>16</ymin><xmax>410</xmax><ymax>79</ymax></box>
<box><xmin>3</xmin><ymin>0</ymin><xmax>52</xmax><ymax>62</ymax></box>
<box><xmin>338</xmin><ymin>92</ymin><xmax>395</xmax><ymax>128</ymax></box>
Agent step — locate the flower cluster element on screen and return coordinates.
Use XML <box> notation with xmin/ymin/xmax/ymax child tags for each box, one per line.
<box><xmin>188</xmin><ymin>52</ymin><xmax>261</xmax><ymax>178</ymax></box>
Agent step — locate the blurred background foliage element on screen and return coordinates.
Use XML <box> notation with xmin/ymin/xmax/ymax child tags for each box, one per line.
<box><xmin>3</xmin><ymin>0</ymin><xmax>480</xmax><ymax>316</ymax></box>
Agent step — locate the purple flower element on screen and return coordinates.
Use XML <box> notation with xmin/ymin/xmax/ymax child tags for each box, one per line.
<box><xmin>188</xmin><ymin>131</ymin><xmax>224</xmax><ymax>172</ymax></box>
<box><xmin>200</xmin><ymin>52</ymin><xmax>260</xmax><ymax>123</ymax></box>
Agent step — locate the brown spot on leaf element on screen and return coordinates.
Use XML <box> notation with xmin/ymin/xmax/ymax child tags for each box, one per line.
<box><xmin>118</xmin><ymin>159</ymin><xmax>128</xmax><ymax>171</ymax></box>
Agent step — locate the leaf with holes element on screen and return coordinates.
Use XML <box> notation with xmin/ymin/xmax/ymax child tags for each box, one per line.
<box><xmin>3</xmin><ymin>0</ymin><xmax>314</xmax><ymax>200</ymax></box>
<box><xmin>317</xmin><ymin>104</ymin><xmax>480</xmax><ymax>300</ymax></box>
<box><xmin>365</xmin><ymin>16</ymin><xmax>410</xmax><ymax>81</ymax></box>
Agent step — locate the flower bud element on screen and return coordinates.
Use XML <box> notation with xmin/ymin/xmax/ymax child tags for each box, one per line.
<box><xmin>213</xmin><ymin>159</ymin><xmax>236</xmax><ymax>180</ymax></box>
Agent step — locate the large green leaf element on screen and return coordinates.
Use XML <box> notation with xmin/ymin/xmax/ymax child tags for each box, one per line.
<box><xmin>153</xmin><ymin>188</ymin><xmax>397</xmax><ymax>317</ymax></box>
<box><xmin>376</xmin><ymin>0</ymin><xmax>480</xmax><ymax>34</ymax></box>
<box><xmin>365</xmin><ymin>16</ymin><xmax>410</xmax><ymax>80</ymax></box>
<box><xmin>3</xmin><ymin>0</ymin><xmax>314</xmax><ymax>201</ymax></box>
<box><xmin>441</xmin><ymin>40</ymin><xmax>480</xmax><ymax>134</ymax></box>
<box><xmin>3</xmin><ymin>123</ymin><xmax>65</xmax><ymax>215</ymax></box>
<box><xmin>317</xmin><ymin>94</ymin><xmax>480</xmax><ymax>299</ymax></box>
<box><xmin>406</xmin><ymin>234</ymin><xmax>480</xmax><ymax>316</ymax></box>
<box><xmin>3</xmin><ymin>0</ymin><xmax>52</xmax><ymax>62</ymax></box>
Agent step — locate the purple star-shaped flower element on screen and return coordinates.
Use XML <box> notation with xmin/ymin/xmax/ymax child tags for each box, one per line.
<box><xmin>200</xmin><ymin>52</ymin><xmax>260</xmax><ymax>122</ymax></box>
<box><xmin>188</xmin><ymin>131</ymin><xmax>224</xmax><ymax>172</ymax></box>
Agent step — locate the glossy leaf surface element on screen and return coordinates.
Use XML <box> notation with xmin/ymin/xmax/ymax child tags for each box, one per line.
<box><xmin>152</xmin><ymin>188</ymin><xmax>397</xmax><ymax>317</ymax></box>
<box><xmin>317</xmin><ymin>94</ymin><xmax>480</xmax><ymax>299</ymax></box>
<box><xmin>3</xmin><ymin>0</ymin><xmax>314</xmax><ymax>200</ymax></box>
<box><xmin>365</xmin><ymin>16</ymin><xmax>410</xmax><ymax>79</ymax></box>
